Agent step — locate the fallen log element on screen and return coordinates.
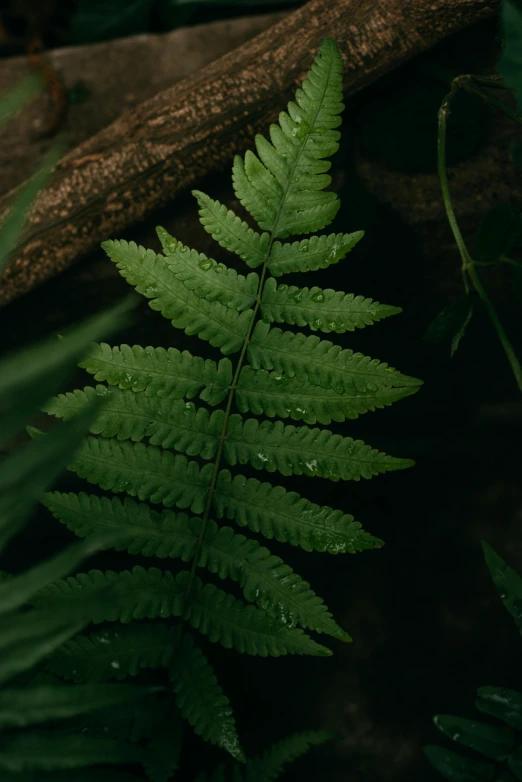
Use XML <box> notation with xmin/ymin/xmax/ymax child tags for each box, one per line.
<box><xmin>0</xmin><ymin>0</ymin><xmax>499</xmax><ymax>306</ymax></box>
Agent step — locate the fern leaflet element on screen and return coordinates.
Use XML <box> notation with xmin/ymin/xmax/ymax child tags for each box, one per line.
<box><xmin>267</xmin><ymin>232</ymin><xmax>363</xmax><ymax>275</ymax></box>
<box><xmin>79</xmin><ymin>343</ymin><xmax>232</xmax><ymax>405</ymax></box>
<box><xmin>236</xmin><ymin>366</ymin><xmax>418</xmax><ymax>425</ymax></box>
<box><xmin>102</xmin><ymin>240</ymin><xmax>252</xmax><ymax>355</ymax></box>
<box><xmin>260</xmin><ymin>277</ymin><xmax>401</xmax><ymax>333</ymax></box>
<box><xmin>154</xmin><ymin>226</ymin><xmax>258</xmax><ymax>309</ymax></box>
<box><xmin>249</xmin><ymin>322</ymin><xmax>421</xmax><ymax>393</ymax></box>
<box><xmin>214</xmin><ymin>471</ymin><xmax>382</xmax><ymax>554</ymax></box>
<box><xmin>169</xmin><ymin>632</ymin><xmax>244</xmax><ymax>761</ymax></box>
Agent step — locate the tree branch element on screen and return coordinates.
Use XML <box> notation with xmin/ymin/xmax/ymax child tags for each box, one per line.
<box><xmin>0</xmin><ymin>0</ymin><xmax>499</xmax><ymax>306</ymax></box>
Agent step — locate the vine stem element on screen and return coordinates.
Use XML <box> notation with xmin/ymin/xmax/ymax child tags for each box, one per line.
<box><xmin>437</xmin><ymin>82</ymin><xmax>522</xmax><ymax>393</ymax></box>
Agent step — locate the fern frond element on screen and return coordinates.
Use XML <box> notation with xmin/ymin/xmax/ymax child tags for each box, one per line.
<box><xmin>43</xmin><ymin>493</ymin><xmax>345</xmax><ymax>639</ymax></box>
<box><xmin>232</xmin><ymin>38</ymin><xmax>344</xmax><ymax>238</ymax></box>
<box><xmin>101</xmin><ymin>240</ymin><xmax>252</xmax><ymax>355</ymax></box>
<box><xmin>223</xmin><ymin>416</ymin><xmax>413</xmax><ymax>479</ymax></box>
<box><xmin>267</xmin><ymin>233</ymin><xmax>363</xmax><ymax>276</ymax></box>
<box><xmin>199</xmin><ymin>523</ymin><xmax>349</xmax><ymax>640</ymax></box>
<box><xmin>249</xmin><ymin>322</ymin><xmax>422</xmax><ymax>393</ymax></box>
<box><xmin>153</xmin><ymin>228</ymin><xmax>258</xmax><ymax>310</ymax></box>
<box><xmin>67</xmin><ymin>437</ymin><xmax>212</xmax><ymax>513</ymax></box>
<box><xmin>45</xmin><ymin>387</ymin><xmax>223</xmax><ymax>458</ymax></box>
<box><xmin>236</xmin><ymin>366</ymin><xmax>419</xmax><ymax>424</ymax></box>
<box><xmin>169</xmin><ymin>632</ymin><xmax>245</xmax><ymax>761</ymax></box>
<box><xmin>175</xmin><ymin>571</ymin><xmax>331</xmax><ymax>657</ymax></box>
<box><xmin>79</xmin><ymin>343</ymin><xmax>232</xmax><ymax>405</ymax></box>
<box><xmin>245</xmin><ymin>730</ymin><xmax>336</xmax><ymax>782</ymax></box>
<box><xmin>45</xmin><ymin>623</ymin><xmax>180</xmax><ymax>682</ymax></box>
<box><xmin>193</xmin><ymin>191</ymin><xmax>269</xmax><ymax>269</ymax></box>
<box><xmin>433</xmin><ymin>713</ymin><xmax>513</xmax><ymax>761</ymax></box>
<box><xmin>260</xmin><ymin>277</ymin><xmax>401</xmax><ymax>332</ymax></box>
<box><xmin>214</xmin><ymin>471</ymin><xmax>382</xmax><ymax>554</ymax></box>
<box><xmin>35</xmin><ymin>568</ymin><xmax>330</xmax><ymax>656</ymax></box>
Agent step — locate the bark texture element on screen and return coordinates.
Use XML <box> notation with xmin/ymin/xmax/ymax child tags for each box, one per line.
<box><xmin>0</xmin><ymin>0</ymin><xmax>499</xmax><ymax>306</ymax></box>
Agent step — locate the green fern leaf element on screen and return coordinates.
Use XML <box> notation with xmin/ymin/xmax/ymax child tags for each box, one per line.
<box><xmin>35</xmin><ymin>567</ymin><xmax>330</xmax><ymax>656</ymax></box>
<box><xmin>102</xmin><ymin>240</ymin><xmax>252</xmax><ymax>355</ymax></box>
<box><xmin>193</xmin><ymin>190</ymin><xmax>269</xmax><ymax>268</ymax></box>
<box><xmin>232</xmin><ymin>38</ymin><xmax>344</xmax><ymax>238</ymax></box>
<box><xmin>154</xmin><ymin>227</ymin><xmax>258</xmax><ymax>310</ymax></box>
<box><xmin>43</xmin><ymin>493</ymin><xmax>345</xmax><ymax>639</ymax></box>
<box><xmin>199</xmin><ymin>523</ymin><xmax>348</xmax><ymax>640</ymax></box>
<box><xmin>67</xmin><ymin>437</ymin><xmax>212</xmax><ymax>513</ymax></box>
<box><xmin>214</xmin><ymin>471</ymin><xmax>382</xmax><ymax>554</ymax></box>
<box><xmin>423</xmin><ymin>744</ymin><xmax>495</xmax><ymax>782</ymax></box>
<box><xmin>42</xmin><ymin>492</ymin><xmax>199</xmax><ymax>560</ymax></box>
<box><xmin>45</xmin><ymin>622</ymin><xmax>180</xmax><ymax>682</ymax></box>
<box><xmin>245</xmin><ymin>730</ymin><xmax>336</xmax><ymax>782</ymax></box>
<box><xmin>236</xmin><ymin>366</ymin><xmax>419</xmax><ymax>424</ymax></box>
<box><xmin>45</xmin><ymin>386</ymin><xmax>223</xmax><ymax>458</ymax></box>
<box><xmin>260</xmin><ymin>277</ymin><xmax>401</xmax><ymax>332</ymax></box>
<box><xmin>176</xmin><ymin>571</ymin><xmax>331</xmax><ymax>657</ymax></box>
<box><xmin>223</xmin><ymin>415</ymin><xmax>413</xmax><ymax>479</ymax></box>
<box><xmin>249</xmin><ymin>322</ymin><xmax>421</xmax><ymax>393</ymax></box>
<box><xmin>267</xmin><ymin>232</ymin><xmax>363</xmax><ymax>276</ymax></box>
<box><xmin>476</xmin><ymin>686</ymin><xmax>522</xmax><ymax>731</ymax></box>
<box><xmin>79</xmin><ymin>343</ymin><xmax>232</xmax><ymax>405</ymax></box>
<box><xmin>169</xmin><ymin>632</ymin><xmax>244</xmax><ymax>761</ymax></box>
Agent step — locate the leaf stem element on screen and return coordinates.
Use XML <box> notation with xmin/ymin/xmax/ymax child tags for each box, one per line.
<box><xmin>437</xmin><ymin>84</ymin><xmax>522</xmax><ymax>392</ymax></box>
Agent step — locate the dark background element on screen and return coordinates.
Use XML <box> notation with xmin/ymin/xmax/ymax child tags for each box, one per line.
<box><xmin>1</xmin><ymin>7</ymin><xmax>521</xmax><ymax>782</ymax></box>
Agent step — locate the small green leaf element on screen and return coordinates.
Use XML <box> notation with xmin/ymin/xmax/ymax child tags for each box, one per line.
<box><xmin>433</xmin><ymin>714</ymin><xmax>514</xmax><ymax>761</ymax></box>
<box><xmin>424</xmin><ymin>745</ymin><xmax>496</xmax><ymax>782</ymax></box>
<box><xmin>482</xmin><ymin>541</ymin><xmax>522</xmax><ymax>633</ymax></box>
<box><xmin>476</xmin><ymin>687</ymin><xmax>522</xmax><ymax>731</ymax></box>
<box><xmin>423</xmin><ymin>297</ymin><xmax>473</xmax><ymax>356</ymax></box>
